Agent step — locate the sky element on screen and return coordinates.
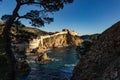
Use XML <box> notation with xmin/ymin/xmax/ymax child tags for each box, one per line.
<box><xmin>0</xmin><ymin>0</ymin><xmax>120</xmax><ymax>35</ymax></box>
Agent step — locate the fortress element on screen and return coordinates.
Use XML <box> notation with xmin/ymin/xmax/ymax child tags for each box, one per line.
<box><xmin>11</xmin><ymin>29</ymin><xmax>82</xmax><ymax>54</ymax></box>
<box><xmin>29</xmin><ymin>29</ymin><xmax>79</xmax><ymax>49</ymax></box>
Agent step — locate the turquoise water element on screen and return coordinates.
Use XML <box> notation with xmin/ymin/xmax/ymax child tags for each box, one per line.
<box><xmin>20</xmin><ymin>46</ymin><xmax>80</xmax><ymax>80</ymax></box>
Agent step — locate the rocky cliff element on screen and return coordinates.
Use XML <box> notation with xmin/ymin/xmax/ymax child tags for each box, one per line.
<box><xmin>40</xmin><ymin>31</ymin><xmax>82</xmax><ymax>48</ymax></box>
<box><xmin>0</xmin><ymin>23</ymin><xmax>82</xmax><ymax>55</ymax></box>
<box><xmin>71</xmin><ymin>21</ymin><xmax>120</xmax><ymax>80</ymax></box>
<box><xmin>36</xmin><ymin>29</ymin><xmax>83</xmax><ymax>54</ymax></box>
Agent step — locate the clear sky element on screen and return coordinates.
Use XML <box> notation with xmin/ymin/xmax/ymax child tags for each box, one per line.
<box><xmin>0</xmin><ymin>0</ymin><xmax>120</xmax><ymax>35</ymax></box>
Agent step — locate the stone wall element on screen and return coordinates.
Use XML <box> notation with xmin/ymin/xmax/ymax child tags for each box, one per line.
<box><xmin>11</xmin><ymin>29</ymin><xmax>82</xmax><ymax>54</ymax></box>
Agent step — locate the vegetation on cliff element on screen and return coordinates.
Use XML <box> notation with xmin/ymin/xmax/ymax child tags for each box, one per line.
<box><xmin>80</xmin><ymin>33</ymin><xmax>99</xmax><ymax>41</ymax></box>
<box><xmin>76</xmin><ymin>41</ymin><xmax>92</xmax><ymax>55</ymax></box>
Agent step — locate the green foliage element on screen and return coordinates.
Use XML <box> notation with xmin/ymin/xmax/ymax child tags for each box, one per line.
<box><xmin>15</xmin><ymin>32</ymin><xmax>35</xmax><ymax>42</ymax></box>
<box><xmin>1</xmin><ymin>0</ymin><xmax>73</xmax><ymax>27</ymax></box>
<box><xmin>81</xmin><ymin>34</ymin><xmax>99</xmax><ymax>41</ymax></box>
<box><xmin>1</xmin><ymin>15</ymin><xmax>11</xmax><ymax>22</ymax></box>
<box><xmin>82</xmin><ymin>41</ymin><xmax>92</xmax><ymax>49</ymax></box>
<box><xmin>76</xmin><ymin>41</ymin><xmax>92</xmax><ymax>55</ymax></box>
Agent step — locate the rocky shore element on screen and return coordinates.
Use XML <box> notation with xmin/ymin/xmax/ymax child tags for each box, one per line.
<box><xmin>11</xmin><ymin>27</ymin><xmax>82</xmax><ymax>62</ymax></box>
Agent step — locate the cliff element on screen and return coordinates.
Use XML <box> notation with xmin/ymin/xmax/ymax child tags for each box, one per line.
<box><xmin>40</xmin><ymin>30</ymin><xmax>81</xmax><ymax>47</ymax></box>
<box><xmin>0</xmin><ymin>23</ymin><xmax>82</xmax><ymax>55</ymax></box>
<box><xmin>71</xmin><ymin>21</ymin><xmax>120</xmax><ymax>80</ymax></box>
<box><xmin>35</xmin><ymin>29</ymin><xmax>83</xmax><ymax>54</ymax></box>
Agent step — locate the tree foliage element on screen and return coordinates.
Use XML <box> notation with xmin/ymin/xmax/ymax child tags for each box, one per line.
<box><xmin>0</xmin><ymin>0</ymin><xmax>73</xmax><ymax>80</ymax></box>
<box><xmin>1</xmin><ymin>0</ymin><xmax>73</xmax><ymax>27</ymax></box>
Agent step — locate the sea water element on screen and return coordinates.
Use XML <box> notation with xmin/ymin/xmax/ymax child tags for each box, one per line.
<box><xmin>20</xmin><ymin>46</ymin><xmax>80</xmax><ymax>80</ymax></box>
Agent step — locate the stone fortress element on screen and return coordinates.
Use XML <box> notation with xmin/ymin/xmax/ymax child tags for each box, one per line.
<box><xmin>11</xmin><ymin>28</ymin><xmax>82</xmax><ymax>54</ymax></box>
<box><xmin>29</xmin><ymin>29</ymin><xmax>79</xmax><ymax>49</ymax></box>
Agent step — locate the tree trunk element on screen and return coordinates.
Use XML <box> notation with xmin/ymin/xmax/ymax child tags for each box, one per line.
<box><xmin>3</xmin><ymin>22</ymin><xmax>16</xmax><ymax>80</ymax></box>
<box><xmin>2</xmin><ymin>2</ymin><xmax>21</xmax><ymax>80</ymax></box>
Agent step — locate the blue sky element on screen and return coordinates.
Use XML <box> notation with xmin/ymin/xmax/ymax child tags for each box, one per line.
<box><xmin>0</xmin><ymin>0</ymin><xmax>120</xmax><ymax>35</ymax></box>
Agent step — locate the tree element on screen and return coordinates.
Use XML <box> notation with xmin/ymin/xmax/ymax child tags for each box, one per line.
<box><xmin>1</xmin><ymin>0</ymin><xmax>73</xmax><ymax>80</ymax></box>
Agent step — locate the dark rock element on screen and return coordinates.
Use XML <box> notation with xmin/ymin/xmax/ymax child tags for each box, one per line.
<box><xmin>17</xmin><ymin>60</ymin><xmax>30</xmax><ymax>76</ymax></box>
<box><xmin>71</xmin><ymin>21</ymin><xmax>120</xmax><ymax>80</ymax></box>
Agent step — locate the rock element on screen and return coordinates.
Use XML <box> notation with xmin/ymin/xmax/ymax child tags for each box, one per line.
<box><xmin>10</xmin><ymin>25</ymin><xmax>82</xmax><ymax>54</ymax></box>
<box><xmin>17</xmin><ymin>60</ymin><xmax>30</xmax><ymax>77</ymax></box>
<box><xmin>40</xmin><ymin>30</ymin><xmax>82</xmax><ymax>49</ymax></box>
<box><xmin>71</xmin><ymin>21</ymin><xmax>120</xmax><ymax>80</ymax></box>
<box><xmin>37</xmin><ymin>47</ymin><xmax>47</xmax><ymax>54</ymax></box>
<box><xmin>37</xmin><ymin>53</ymin><xmax>52</xmax><ymax>64</ymax></box>
<box><xmin>1</xmin><ymin>22</ymin><xmax>82</xmax><ymax>57</ymax></box>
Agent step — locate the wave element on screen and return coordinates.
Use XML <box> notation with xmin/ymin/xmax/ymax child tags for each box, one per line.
<box><xmin>64</xmin><ymin>64</ymin><xmax>77</xmax><ymax>67</ymax></box>
<box><xmin>51</xmin><ymin>58</ymin><xmax>60</xmax><ymax>61</ymax></box>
